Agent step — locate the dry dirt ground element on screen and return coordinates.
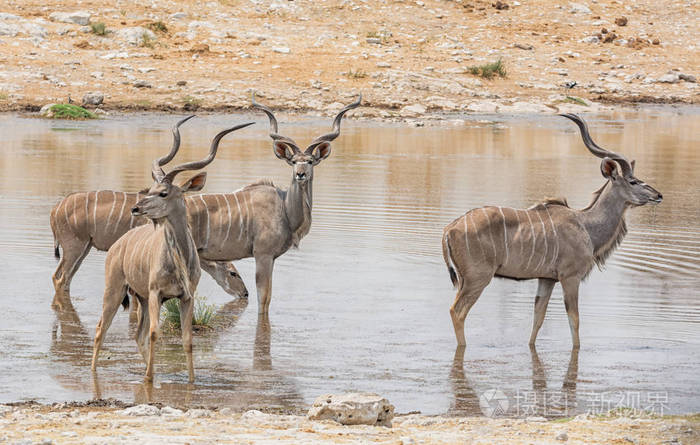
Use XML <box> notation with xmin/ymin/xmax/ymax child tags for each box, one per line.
<box><xmin>0</xmin><ymin>403</ymin><xmax>698</xmax><ymax>445</ymax></box>
<box><xmin>0</xmin><ymin>0</ymin><xmax>698</xmax><ymax>119</ymax></box>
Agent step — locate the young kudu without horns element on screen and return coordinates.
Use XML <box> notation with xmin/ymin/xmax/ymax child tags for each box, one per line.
<box><xmin>442</xmin><ymin>114</ymin><xmax>662</xmax><ymax>348</ymax></box>
<box><xmin>49</xmin><ymin>116</ymin><xmax>248</xmax><ymax>308</ymax></box>
<box><xmin>91</xmin><ymin>121</ymin><xmax>253</xmax><ymax>383</ymax></box>
<box><xmin>185</xmin><ymin>93</ymin><xmax>361</xmax><ymax>314</ymax></box>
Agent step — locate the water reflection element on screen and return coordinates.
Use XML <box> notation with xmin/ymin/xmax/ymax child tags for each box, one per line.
<box><xmin>449</xmin><ymin>346</ymin><xmax>579</xmax><ymax>418</ymax></box>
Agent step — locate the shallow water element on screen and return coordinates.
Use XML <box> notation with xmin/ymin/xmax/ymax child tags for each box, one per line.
<box><xmin>0</xmin><ymin>108</ymin><xmax>698</xmax><ymax>417</ymax></box>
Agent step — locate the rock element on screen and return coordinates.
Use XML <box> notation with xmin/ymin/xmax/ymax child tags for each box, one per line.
<box><xmin>467</xmin><ymin>101</ymin><xmax>499</xmax><ymax>113</ymax></box>
<box><xmin>493</xmin><ymin>1</ymin><xmax>509</xmax><ymax>10</ymax></box>
<box><xmin>242</xmin><ymin>410</ymin><xmax>274</xmax><ymax>423</ymax></box>
<box><xmin>376</xmin><ymin>61</ymin><xmax>391</xmax><ymax>68</ymax></box>
<box><xmin>657</xmin><ymin>73</ymin><xmax>680</xmax><ymax>83</ymax></box>
<box><xmin>0</xmin><ymin>22</ymin><xmax>19</xmax><ymax>36</ymax></box>
<box><xmin>569</xmin><ymin>2</ymin><xmax>591</xmax><ymax>14</ymax></box>
<box><xmin>49</xmin><ymin>11</ymin><xmax>91</xmax><ymax>26</ymax></box>
<box><xmin>582</xmin><ymin>35</ymin><xmax>599</xmax><ymax>44</ymax></box>
<box><xmin>117</xmin><ymin>27</ymin><xmax>156</xmax><ymax>46</ymax></box>
<box><xmin>186</xmin><ymin>409</ymin><xmax>212</xmax><ymax>418</ymax></box>
<box><xmin>39</xmin><ymin>103</ymin><xmax>57</xmax><ymax>117</ymax></box>
<box><xmin>552</xmin><ymin>68</ymin><xmax>569</xmax><ymax>76</ymax></box>
<box><xmin>514</xmin><ymin>43</ymin><xmax>533</xmax><ymax>50</ymax></box>
<box><xmin>0</xmin><ymin>13</ymin><xmax>21</xmax><ymax>20</ymax></box>
<box><xmin>615</xmin><ymin>16</ymin><xmax>628</xmax><ymax>26</ymax></box>
<box><xmin>556</xmin><ymin>431</ymin><xmax>569</xmax><ymax>441</ymax></box>
<box><xmin>119</xmin><ymin>405</ymin><xmax>160</xmax><ymax>416</ymax></box>
<box><xmin>176</xmin><ymin>80</ymin><xmax>187</xmax><ymax>86</ymax></box>
<box><xmin>273</xmin><ymin>47</ymin><xmax>290</xmax><ymax>54</ymax></box>
<box><xmin>133</xmin><ymin>80</ymin><xmax>152</xmax><ymax>88</ymax></box>
<box><xmin>160</xmin><ymin>406</ymin><xmax>184</xmax><ymax>417</ymax></box>
<box><xmin>679</xmin><ymin>73</ymin><xmax>697</xmax><ymax>83</ymax></box>
<box><xmin>82</xmin><ymin>92</ymin><xmax>103</xmax><ymax>106</ymax></box>
<box><xmin>400</xmin><ymin>104</ymin><xmax>427</xmax><ymax>117</ymax></box>
<box><xmin>501</xmin><ymin>101</ymin><xmax>553</xmax><ymax>114</ymax></box>
<box><xmin>170</xmin><ymin>12</ymin><xmax>188</xmax><ymax>20</ymax></box>
<box><xmin>366</xmin><ymin>38</ymin><xmax>382</xmax><ymax>44</ymax></box>
<box><xmin>307</xmin><ymin>392</ymin><xmax>394</xmax><ymax>427</ymax></box>
<box><xmin>219</xmin><ymin>408</ymin><xmax>233</xmax><ymax>416</ymax></box>
<box><xmin>190</xmin><ymin>43</ymin><xmax>209</xmax><ymax>53</ymax></box>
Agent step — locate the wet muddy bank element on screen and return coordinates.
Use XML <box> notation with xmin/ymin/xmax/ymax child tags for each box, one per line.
<box><xmin>0</xmin><ymin>402</ymin><xmax>698</xmax><ymax>445</ymax></box>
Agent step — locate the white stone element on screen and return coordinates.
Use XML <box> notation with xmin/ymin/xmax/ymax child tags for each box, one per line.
<box><xmin>307</xmin><ymin>392</ymin><xmax>394</xmax><ymax>427</ymax></box>
<box><xmin>273</xmin><ymin>46</ymin><xmax>290</xmax><ymax>54</ymax></box>
<box><xmin>569</xmin><ymin>2</ymin><xmax>591</xmax><ymax>14</ymax></box>
<box><xmin>170</xmin><ymin>12</ymin><xmax>188</xmax><ymax>20</ymax></box>
<box><xmin>119</xmin><ymin>404</ymin><xmax>160</xmax><ymax>416</ymax></box>
<box><xmin>39</xmin><ymin>103</ymin><xmax>57</xmax><ymax>117</ymax></box>
<box><xmin>49</xmin><ymin>11</ymin><xmax>91</xmax><ymax>26</ymax></box>
<box><xmin>82</xmin><ymin>92</ymin><xmax>103</xmax><ymax>106</ymax></box>
<box><xmin>160</xmin><ymin>406</ymin><xmax>184</xmax><ymax>417</ymax></box>
<box><xmin>23</xmin><ymin>22</ymin><xmax>48</xmax><ymax>39</ymax></box>
<box><xmin>466</xmin><ymin>101</ymin><xmax>499</xmax><ymax>113</ymax></box>
<box><xmin>0</xmin><ymin>13</ymin><xmax>21</xmax><ymax>20</ymax></box>
<box><xmin>582</xmin><ymin>36</ymin><xmax>599</xmax><ymax>44</ymax></box>
<box><xmin>556</xmin><ymin>431</ymin><xmax>569</xmax><ymax>441</ymax></box>
<box><xmin>657</xmin><ymin>73</ymin><xmax>680</xmax><ymax>83</ymax></box>
<box><xmin>117</xmin><ymin>27</ymin><xmax>156</xmax><ymax>46</ymax></box>
<box><xmin>186</xmin><ymin>409</ymin><xmax>213</xmax><ymax>418</ymax></box>
<box><xmin>400</xmin><ymin>103</ymin><xmax>427</xmax><ymax>117</ymax></box>
<box><xmin>0</xmin><ymin>23</ymin><xmax>19</xmax><ymax>36</ymax></box>
<box><xmin>376</xmin><ymin>61</ymin><xmax>391</xmax><ymax>68</ymax></box>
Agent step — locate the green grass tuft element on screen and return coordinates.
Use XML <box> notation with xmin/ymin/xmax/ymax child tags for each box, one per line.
<box><xmin>161</xmin><ymin>295</ymin><xmax>218</xmax><ymax>332</ymax></box>
<box><xmin>565</xmin><ymin>96</ymin><xmax>588</xmax><ymax>106</ymax></box>
<box><xmin>90</xmin><ymin>22</ymin><xmax>107</xmax><ymax>36</ymax></box>
<box><xmin>468</xmin><ymin>58</ymin><xmax>507</xmax><ymax>79</ymax></box>
<box><xmin>48</xmin><ymin>104</ymin><xmax>97</xmax><ymax>120</ymax></box>
<box><xmin>147</xmin><ymin>21</ymin><xmax>168</xmax><ymax>34</ymax></box>
<box><xmin>344</xmin><ymin>68</ymin><xmax>367</xmax><ymax>79</ymax></box>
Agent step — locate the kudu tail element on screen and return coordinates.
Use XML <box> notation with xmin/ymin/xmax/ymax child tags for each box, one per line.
<box><xmin>49</xmin><ymin>205</ymin><xmax>61</xmax><ymax>259</ymax></box>
<box><xmin>54</xmin><ymin>241</ymin><xmax>60</xmax><ymax>259</ymax></box>
<box><xmin>442</xmin><ymin>232</ymin><xmax>459</xmax><ymax>289</ymax></box>
<box><xmin>121</xmin><ymin>289</ymin><xmax>131</xmax><ymax>311</ymax></box>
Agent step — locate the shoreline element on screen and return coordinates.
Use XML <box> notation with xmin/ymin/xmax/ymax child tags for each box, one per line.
<box><xmin>0</xmin><ymin>400</ymin><xmax>698</xmax><ymax>444</ymax></box>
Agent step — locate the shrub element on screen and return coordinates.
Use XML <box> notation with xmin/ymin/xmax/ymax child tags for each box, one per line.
<box><xmin>161</xmin><ymin>295</ymin><xmax>218</xmax><ymax>331</ymax></box>
<box><xmin>48</xmin><ymin>104</ymin><xmax>97</xmax><ymax>119</ymax></box>
<box><xmin>468</xmin><ymin>59</ymin><xmax>507</xmax><ymax>79</ymax></box>
<box><xmin>90</xmin><ymin>22</ymin><xmax>107</xmax><ymax>36</ymax></box>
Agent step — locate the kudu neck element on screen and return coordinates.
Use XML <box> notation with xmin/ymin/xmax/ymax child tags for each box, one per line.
<box><xmin>285</xmin><ymin>176</ymin><xmax>313</xmax><ymax>241</ymax></box>
<box><xmin>151</xmin><ymin>201</ymin><xmax>191</xmax><ymax>249</ymax></box>
<box><xmin>580</xmin><ymin>180</ymin><xmax>629</xmax><ymax>252</ymax></box>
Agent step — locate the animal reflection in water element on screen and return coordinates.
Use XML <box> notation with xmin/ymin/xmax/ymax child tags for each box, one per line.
<box><xmin>50</xmin><ymin>296</ymin><xmax>302</xmax><ymax>411</ymax></box>
<box><xmin>449</xmin><ymin>347</ymin><xmax>579</xmax><ymax>418</ymax></box>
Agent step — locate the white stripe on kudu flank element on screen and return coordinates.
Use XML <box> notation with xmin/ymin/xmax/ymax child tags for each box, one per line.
<box><xmin>199</xmin><ymin>195</ymin><xmax>210</xmax><ymax>247</ymax></box>
<box><xmin>545</xmin><ymin>207</ymin><xmax>559</xmax><ymax>266</ymax></box>
<box><xmin>498</xmin><ymin>207</ymin><xmax>509</xmax><ymax>264</ymax></box>
<box><xmin>84</xmin><ymin>193</ymin><xmax>89</xmax><ymax>230</ymax></box>
<box><xmin>63</xmin><ymin>197</ymin><xmax>71</xmax><ymax>229</ymax></box>
<box><xmin>515</xmin><ymin>209</ymin><xmax>524</xmax><ymax>260</ymax></box>
<box><xmin>481</xmin><ymin>208</ymin><xmax>497</xmax><ymax>260</ymax></box>
<box><xmin>114</xmin><ymin>192</ymin><xmax>127</xmax><ymax>234</ymax></box>
<box><xmin>232</xmin><ymin>192</ymin><xmax>243</xmax><ymax>239</ymax></box>
<box><xmin>222</xmin><ymin>194</ymin><xmax>232</xmax><ymax>244</ymax></box>
<box><xmin>535</xmin><ymin>211</ymin><xmax>548</xmax><ymax>271</ymax></box>
<box><xmin>462</xmin><ymin>214</ymin><xmax>470</xmax><ymax>255</ymax></box>
<box><xmin>525</xmin><ymin>211</ymin><xmax>536</xmax><ymax>270</ymax></box>
<box><xmin>105</xmin><ymin>191</ymin><xmax>117</xmax><ymax>234</ymax></box>
<box><xmin>93</xmin><ymin>190</ymin><xmax>100</xmax><ymax>235</ymax></box>
<box><xmin>72</xmin><ymin>193</ymin><xmax>77</xmax><ymax>229</ymax></box>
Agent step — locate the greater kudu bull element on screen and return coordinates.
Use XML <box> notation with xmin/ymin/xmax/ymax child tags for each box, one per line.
<box><xmin>49</xmin><ymin>116</ymin><xmax>248</xmax><ymax>307</ymax></box>
<box><xmin>91</xmin><ymin>122</ymin><xmax>253</xmax><ymax>383</ymax></box>
<box><xmin>185</xmin><ymin>93</ymin><xmax>361</xmax><ymax>314</ymax></box>
<box><xmin>442</xmin><ymin>114</ymin><xmax>662</xmax><ymax>348</ymax></box>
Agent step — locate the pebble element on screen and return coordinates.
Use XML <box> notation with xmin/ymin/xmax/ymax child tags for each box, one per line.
<box><xmin>556</xmin><ymin>431</ymin><xmax>569</xmax><ymax>441</ymax></box>
<box><xmin>400</xmin><ymin>103</ymin><xmax>426</xmax><ymax>117</ymax></box>
<box><xmin>273</xmin><ymin>47</ymin><xmax>290</xmax><ymax>54</ymax></box>
<box><xmin>160</xmin><ymin>406</ymin><xmax>184</xmax><ymax>417</ymax></box>
<box><xmin>569</xmin><ymin>2</ymin><xmax>591</xmax><ymax>14</ymax></box>
<box><xmin>119</xmin><ymin>405</ymin><xmax>160</xmax><ymax>416</ymax></box>
<box><xmin>49</xmin><ymin>11</ymin><xmax>91</xmax><ymax>26</ymax></box>
<box><xmin>82</xmin><ymin>92</ymin><xmax>104</xmax><ymax>106</ymax></box>
<box><xmin>133</xmin><ymin>80</ymin><xmax>152</xmax><ymax>88</ymax></box>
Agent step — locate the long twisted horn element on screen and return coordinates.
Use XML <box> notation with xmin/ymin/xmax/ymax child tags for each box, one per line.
<box><xmin>251</xmin><ymin>91</ymin><xmax>301</xmax><ymax>152</ymax></box>
<box><xmin>152</xmin><ymin>115</ymin><xmax>196</xmax><ymax>182</ymax></box>
<box><xmin>162</xmin><ymin>122</ymin><xmax>254</xmax><ymax>183</ymax></box>
<box><xmin>306</xmin><ymin>94</ymin><xmax>361</xmax><ymax>153</ymax></box>
<box><xmin>559</xmin><ymin>113</ymin><xmax>633</xmax><ymax>177</ymax></box>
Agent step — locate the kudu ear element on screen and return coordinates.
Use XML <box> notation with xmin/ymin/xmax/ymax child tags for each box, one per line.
<box><xmin>138</xmin><ymin>187</ymin><xmax>151</xmax><ymax>195</ymax></box>
<box><xmin>179</xmin><ymin>172</ymin><xmax>207</xmax><ymax>192</ymax></box>
<box><xmin>600</xmin><ymin>158</ymin><xmax>619</xmax><ymax>180</ymax></box>
<box><xmin>274</xmin><ymin>141</ymin><xmax>294</xmax><ymax>165</ymax></box>
<box><xmin>630</xmin><ymin>159</ymin><xmax>636</xmax><ymax>172</ymax></box>
<box><xmin>311</xmin><ymin>142</ymin><xmax>331</xmax><ymax>165</ymax></box>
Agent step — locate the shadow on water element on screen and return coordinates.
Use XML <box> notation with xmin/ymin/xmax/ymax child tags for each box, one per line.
<box><xmin>51</xmin><ymin>295</ymin><xmax>303</xmax><ymax>412</ymax></box>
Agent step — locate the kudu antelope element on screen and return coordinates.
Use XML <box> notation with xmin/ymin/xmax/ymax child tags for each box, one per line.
<box><xmin>91</xmin><ymin>121</ymin><xmax>253</xmax><ymax>382</ymax></box>
<box><xmin>185</xmin><ymin>93</ymin><xmax>361</xmax><ymax>314</ymax></box>
<box><xmin>442</xmin><ymin>114</ymin><xmax>662</xmax><ymax>348</ymax></box>
<box><xmin>49</xmin><ymin>116</ymin><xmax>248</xmax><ymax>307</ymax></box>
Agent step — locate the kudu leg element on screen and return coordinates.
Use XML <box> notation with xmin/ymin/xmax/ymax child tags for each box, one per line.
<box><xmin>52</xmin><ymin>238</ymin><xmax>92</xmax><ymax>306</ymax></box>
<box><xmin>450</xmin><ymin>282</ymin><xmax>488</xmax><ymax>347</ymax></box>
<box><xmin>135</xmin><ymin>297</ymin><xmax>150</xmax><ymax>362</ymax></box>
<box><xmin>91</xmin><ymin>281</ymin><xmax>127</xmax><ymax>371</ymax></box>
<box><xmin>561</xmin><ymin>278</ymin><xmax>581</xmax><ymax>349</ymax></box>
<box><xmin>528</xmin><ymin>278</ymin><xmax>556</xmax><ymax>346</ymax></box>
<box><xmin>179</xmin><ymin>296</ymin><xmax>195</xmax><ymax>383</ymax></box>
<box><xmin>145</xmin><ymin>292</ymin><xmax>161</xmax><ymax>382</ymax></box>
<box><xmin>255</xmin><ymin>255</ymin><xmax>274</xmax><ymax>315</ymax></box>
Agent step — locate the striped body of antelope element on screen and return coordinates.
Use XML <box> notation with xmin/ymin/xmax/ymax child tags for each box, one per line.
<box><xmin>49</xmin><ymin>117</ymin><xmax>247</xmax><ymax>307</ymax></box>
<box><xmin>183</xmin><ymin>93</ymin><xmax>360</xmax><ymax>314</ymax></box>
<box><xmin>442</xmin><ymin>114</ymin><xmax>662</xmax><ymax>348</ymax></box>
<box><xmin>91</xmin><ymin>121</ymin><xmax>253</xmax><ymax>383</ymax></box>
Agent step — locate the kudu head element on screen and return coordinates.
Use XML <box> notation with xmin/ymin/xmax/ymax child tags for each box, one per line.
<box><xmin>132</xmin><ymin>119</ymin><xmax>255</xmax><ymax>219</ymax></box>
<box><xmin>560</xmin><ymin>113</ymin><xmax>662</xmax><ymax>207</ymax></box>
<box><xmin>200</xmin><ymin>259</ymin><xmax>249</xmax><ymax>298</ymax></box>
<box><xmin>251</xmin><ymin>92</ymin><xmax>361</xmax><ymax>184</ymax></box>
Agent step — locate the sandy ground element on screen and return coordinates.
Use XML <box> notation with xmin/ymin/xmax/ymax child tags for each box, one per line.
<box><xmin>0</xmin><ymin>402</ymin><xmax>698</xmax><ymax>445</ymax></box>
<box><xmin>0</xmin><ymin>0</ymin><xmax>698</xmax><ymax>119</ymax></box>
